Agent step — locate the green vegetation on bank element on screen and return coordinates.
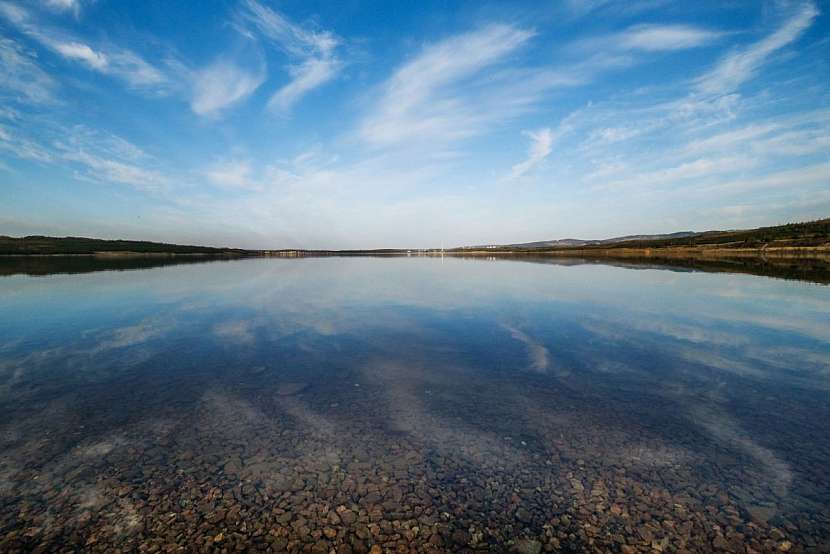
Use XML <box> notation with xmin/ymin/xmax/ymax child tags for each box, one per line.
<box><xmin>455</xmin><ymin>218</ymin><xmax>830</xmax><ymax>253</ymax></box>
<box><xmin>604</xmin><ymin>218</ymin><xmax>830</xmax><ymax>250</ymax></box>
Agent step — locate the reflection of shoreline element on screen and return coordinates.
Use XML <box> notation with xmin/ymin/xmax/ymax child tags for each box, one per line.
<box><xmin>4</xmin><ymin>251</ymin><xmax>829</xmax><ymax>284</ymax></box>
<box><xmin>0</xmin><ymin>255</ymin><xmax>245</xmax><ymax>277</ymax></box>
<box><xmin>452</xmin><ymin>253</ymin><xmax>830</xmax><ymax>285</ymax></box>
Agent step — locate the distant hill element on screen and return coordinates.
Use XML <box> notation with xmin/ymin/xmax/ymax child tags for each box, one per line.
<box><xmin>3</xmin><ymin>218</ymin><xmax>828</xmax><ymax>256</ymax></box>
<box><xmin>460</xmin><ymin>219</ymin><xmax>830</xmax><ymax>251</ymax></box>
<box><xmin>505</xmin><ymin>231</ymin><xmax>698</xmax><ymax>249</ymax></box>
<box><xmin>0</xmin><ymin>235</ymin><xmax>249</xmax><ymax>256</ymax></box>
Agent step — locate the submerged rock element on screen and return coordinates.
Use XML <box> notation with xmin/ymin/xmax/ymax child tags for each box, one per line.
<box><xmin>746</xmin><ymin>503</ymin><xmax>777</xmax><ymax>524</ymax></box>
<box><xmin>512</xmin><ymin>539</ymin><xmax>542</xmax><ymax>554</ymax></box>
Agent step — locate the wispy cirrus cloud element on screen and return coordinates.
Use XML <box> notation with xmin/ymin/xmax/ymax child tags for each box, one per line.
<box><xmin>0</xmin><ymin>36</ymin><xmax>57</xmax><ymax>105</ymax></box>
<box><xmin>0</xmin><ymin>123</ymin><xmax>54</xmax><ymax>162</ymax></box>
<box><xmin>695</xmin><ymin>1</ymin><xmax>818</xmax><ymax>96</ymax></box>
<box><xmin>614</xmin><ymin>24</ymin><xmax>722</xmax><ymax>51</ymax></box>
<box><xmin>542</xmin><ymin>3</ymin><xmax>822</xmax><ymax>179</ymax></box>
<box><xmin>681</xmin><ymin>110</ymin><xmax>830</xmax><ymax>158</ymax></box>
<box><xmin>511</xmin><ymin>128</ymin><xmax>555</xmax><ymax>179</ymax></box>
<box><xmin>565</xmin><ymin>0</ymin><xmax>670</xmax><ymax>19</ymax></box>
<box><xmin>204</xmin><ymin>159</ymin><xmax>260</xmax><ymax>191</ymax></box>
<box><xmin>0</xmin><ymin>1</ymin><xmax>168</xmax><ymax>90</ymax></box>
<box><xmin>359</xmin><ymin>20</ymin><xmax>689</xmax><ymax>153</ymax></box>
<box><xmin>55</xmin><ymin>127</ymin><xmax>170</xmax><ymax>191</ymax></box>
<box><xmin>235</xmin><ymin>0</ymin><xmax>341</xmax><ymax>114</ymax></box>
<box><xmin>360</xmin><ymin>24</ymin><xmax>536</xmax><ymax>147</ymax></box>
<box><xmin>268</xmin><ymin>56</ymin><xmax>339</xmax><ymax>113</ymax></box>
<box><xmin>61</xmin><ymin>151</ymin><xmax>168</xmax><ymax>191</ymax></box>
<box><xmin>43</xmin><ymin>0</ymin><xmax>82</xmax><ymax>16</ymax></box>
<box><xmin>51</xmin><ymin>40</ymin><xmax>106</xmax><ymax>69</ymax></box>
<box><xmin>573</xmin><ymin>23</ymin><xmax>722</xmax><ymax>56</ymax></box>
<box><xmin>190</xmin><ymin>60</ymin><xmax>265</xmax><ymax>116</ymax></box>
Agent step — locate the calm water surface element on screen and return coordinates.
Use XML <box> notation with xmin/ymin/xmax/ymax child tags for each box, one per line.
<box><xmin>0</xmin><ymin>257</ymin><xmax>828</xmax><ymax>553</ymax></box>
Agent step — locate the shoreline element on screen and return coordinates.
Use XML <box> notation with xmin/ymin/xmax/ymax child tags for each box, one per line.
<box><xmin>3</xmin><ymin>247</ymin><xmax>828</xmax><ymax>284</ymax></box>
<box><xmin>0</xmin><ymin>251</ymin><xmax>252</xmax><ymax>258</ymax></box>
<box><xmin>1</xmin><ymin>245</ymin><xmax>829</xmax><ymax>260</ymax></box>
<box><xmin>447</xmin><ymin>245</ymin><xmax>830</xmax><ymax>259</ymax></box>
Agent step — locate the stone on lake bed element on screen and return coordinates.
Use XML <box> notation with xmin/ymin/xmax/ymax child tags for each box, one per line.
<box><xmin>276</xmin><ymin>382</ymin><xmax>309</xmax><ymax>396</ymax></box>
<box><xmin>746</xmin><ymin>503</ymin><xmax>777</xmax><ymax>524</ymax></box>
<box><xmin>512</xmin><ymin>539</ymin><xmax>542</xmax><ymax>554</ymax></box>
<box><xmin>515</xmin><ymin>507</ymin><xmax>532</xmax><ymax>523</ymax></box>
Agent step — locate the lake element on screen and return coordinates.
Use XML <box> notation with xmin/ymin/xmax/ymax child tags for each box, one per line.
<box><xmin>0</xmin><ymin>256</ymin><xmax>828</xmax><ymax>553</ymax></box>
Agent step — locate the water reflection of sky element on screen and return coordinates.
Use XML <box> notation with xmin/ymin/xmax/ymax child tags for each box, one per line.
<box><xmin>0</xmin><ymin>257</ymin><xmax>828</xmax><ymax>550</ymax></box>
<box><xmin>3</xmin><ymin>257</ymin><xmax>827</xmax><ymax>386</ymax></box>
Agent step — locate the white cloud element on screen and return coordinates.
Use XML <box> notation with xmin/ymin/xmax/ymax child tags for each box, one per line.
<box><xmin>43</xmin><ymin>0</ymin><xmax>81</xmax><ymax>16</ymax></box>
<box><xmin>236</xmin><ymin>0</ymin><xmax>340</xmax><ymax>114</ymax></box>
<box><xmin>102</xmin><ymin>50</ymin><xmax>167</xmax><ymax>88</ymax></box>
<box><xmin>52</xmin><ymin>41</ymin><xmax>107</xmax><ymax>69</ymax></box>
<box><xmin>565</xmin><ymin>0</ymin><xmax>670</xmax><ymax>19</ymax></box>
<box><xmin>62</xmin><ymin>150</ymin><xmax>168</xmax><ymax>190</ymax></box>
<box><xmin>54</xmin><ymin>126</ymin><xmax>170</xmax><ymax>191</ymax></box>
<box><xmin>696</xmin><ymin>2</ymin><xmax>818</xmax><ymax>95</ymax></box>
<box><xmin>511</xmin><ymin>128</ymin><xmax>554</xmax><ymax>179</ymax></box>
<box><xmin>360</xmin><ymin>24</ymin><xmax>535</xmax><ymax>147</ymax></box>
<box><xmin>0</xmin><ymin>37</ymin><xmax>57</xmax><ymax>104</ymax></box>
<box><xmin>697</xmin><ymin>162</ymin><xmax>830</xmax><ymax>195</ymax></box>
<box><xmin>0</xmin><ymin>2</ymin><xmax>168</xmax><ymax>89</ymax></box>
<box><xmin>268</xmin><ymin>56</ymin><xmax>339</xmax><ymax>113</ymax></box>
<box><xmin>682</xmin><ymin>110</ymin><xmax>830</xmax><ymax>158</ymax></box>
<box><xmin>204</xmin><ymin>159</ymin><xmax>259</xmax><ymax>191</ymax></box>
<box><xmin>593</xmin><ymin>155</ymin><xmax>758</xmax><ymax>192</ymax></box>
<box><xmin>0</xmin><ymin>124</ymin><xmax>53</xmax><ymax>162</ymax></box>
<box><xmin>616</xmin><ymin>24</ymin><xmax>721</xmax><ymax>51</ymax></box>
<box><xmin>191</xmin><ymin>60</ymin><xmax>265</xmax><ymax>116</ymax></box>
<box><xmin>357</xmin><ymin>25</ymin><xmax>644</xmax><ymax>151</ymax></box>
<box><xmin>236</xmin><ymin>0</ymin><xmax>337</xmax><ymax>58</ymax></box>
<box><xmin>202</xmin><ymin>148</ymin><xmax>339</xmax><ymax>193</ymax></box>
<box><xmin>566</xmin><ymin>0</ymin><xmax>613</xmax><ymax>16</ymax></box>
<box><xmin>583</xmin><ymin>125</ymin><xmax>646</xmax><ymax>147</ymax></box>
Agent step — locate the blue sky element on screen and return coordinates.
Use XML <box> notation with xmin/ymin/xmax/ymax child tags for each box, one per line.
<box><xmin>0</xmin><ymin>0</ymin><xmax>828</xmax><ymax>249</ymax></box>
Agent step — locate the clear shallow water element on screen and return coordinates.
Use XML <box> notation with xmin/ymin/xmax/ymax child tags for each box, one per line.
<box><xmin>0</xmin><ymin>257</ymin><xmax>828</xmax><ymax>553</ymax></box>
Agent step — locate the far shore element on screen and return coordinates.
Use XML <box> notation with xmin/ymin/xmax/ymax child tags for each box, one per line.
<box><xmin>0</xmin><ymin>251</ymin><xmax>252</xmax><ymax>258</ymax></box>
<box><xmin>2</xmin><ymin>245</ymin><xmax>829</xmax><ymax>260</ymax></box>
<box><xmin>447</xmin><ymin>245</ymin><xmax>830</xmax><ymax>259</ymax></box>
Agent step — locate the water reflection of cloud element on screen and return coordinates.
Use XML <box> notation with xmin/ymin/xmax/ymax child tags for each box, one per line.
<box><xmin>91</xmin><ymin>320</ymin><xmax>167</xmax><ymax>353</ymax></box>
<box><xmin>690</xmin><ymin>404</ymin><xmax>793</xmax><ymax>503</ymax></box>
<box><xmin>0</xmin><ymin>315</ymin><xmax>182</xmax><ymax>399</ymax></box>
<box><xmin>501</xmin><ymin>323</ymin><xmax>550</xmax><ymax>373</ymax></box>
<box><xmin>580</xmin><ymin>314</ymin><xmax>828</xmax><ymax>388</ymax></box>
<box><xmin>213</xmin><ymin>318</ymin><xmax>258</xmax><ymax>344</ymax></box>
<box><xmin>361</xmin><ymin>360</ymin><xmax>528</xmax><ymax>469</ymax></box>
<box><xmin>196</xmin><ymin>388</ymin><xmax>345</xmax><ymax>487</ymax></box>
